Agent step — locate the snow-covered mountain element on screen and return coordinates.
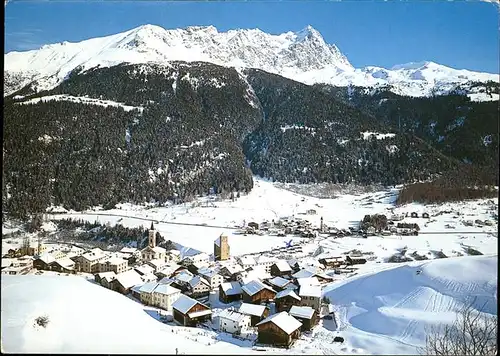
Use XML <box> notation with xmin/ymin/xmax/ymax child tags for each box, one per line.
<box><xmin>4</xmin><ymin>24</ymin><xmax>499</xmax><ymax>98</ymax></box>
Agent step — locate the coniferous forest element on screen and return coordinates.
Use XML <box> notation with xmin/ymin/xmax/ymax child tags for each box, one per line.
<box><xmin>3</xmin><ymin>62</ymin><xmax>498</xmax><ymax>219</ymax></box>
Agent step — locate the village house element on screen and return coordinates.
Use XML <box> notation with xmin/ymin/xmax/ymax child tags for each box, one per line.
<box><xmin>242</xmin><ymin>280</ymin><xmax>277</xmax><ymax>304</ymax></box>
<box><xmin>345</xmin><ymin>256</ymin><xmax>367</xmax><ymax>266</ymax></box>
<box><xmin>218</xmin><ymin>309</ymin><xmax>251</xmax><ymax>335</ymax></box>
<box><xmin>181</xmin><ymin>252</ymin><xmax>210</xmax><ymax>267</ymax></box>
<box><xmin>265</xmin><ymin>276</ymin><xmax>293</xmax><ymax>292</ymax></box>
<box><xmin>237</xmin><ymin>255</ymin><xmax>256</xmax><ymax>270</ymax></box>
<box><xmin>172</xmin><ymin>295</ymin><xmax>212</xmax><ymax>327</ymax></box>
<box><xmin>120</xmin><ymin>247</ymin><xmax>140</xmax><ymax>257</ymax></box>
<box><xmin>134</xmin><ymin>264</ymin><xmax>156</xmax><ymax>277</ymax></box>
<box><xmin>219</xmin><ymin>281</ymin><xmax>243</xmax><ymax>304</ymax></box>
<box><xmin>214</xmin><ymin>234</ymin><xmax>230</xmax><ymax>261</ymax></box>
<box><xmin>255</xmin><ymin>255</ymin><xmax>277</xmax><ymax>274</ymax></box>
<box><xmin>187</xmin><ymin>261</ymin><xmax>208</xmax><ymax>275</ymax></box>
<box><xmin>138</xmin><ymin>281</ymin><xmax>160</xmax><ymax>305</ymax></box>
<box><xmin>111</xmin><ymin>269</ymin><xmax>143</xmax><ymax>295</ymax></box>
<box><xmin>270</xmin><ymin>260</ymin><xmax>293</xmax><ymax>277</ymax></box>
<box><xmin>146</xmin><ymin>258</ymin><xmax>167</xmax><ymax>273</ymax></box>
<box><xmin>198</xmin><ymin>268</ymin><xmax>224</xmax><ymax>289</ymax></box>
<box><xmin>167</xmin><ymin>250</ymin><xmax>181</xmax><ymax>262</ymax></box>
<box><xmin>33</xmin><ymin>253</ymin><xmax>56</xmax><ymax>271</ymax></box>
<box><xmin>173</xmin><ymin>270</ymin><xmax>194</xmax><ymax>290</ymax></box>
<box><xmin>1</xmin><ymin>256</ymin><xmax>34</xmax><ymax>275</ymax></box>
<box><xmin>95</xmin><ymin>271</ymin><xmax>117</xmax><ymax>289</ymax></box>
<box><xmin>289</xmin><ymin>306</ymin><xmax>318</xmax><ymax>331</ymax></box>
<box><xmin>141</xmin><ymin>222</ymin><xmax>166</xmax><ymax>263</ymax></box>
<box><xmin>188</xmin><ymin>276</ymin><xmax>211</xmax><ymax>297</ymax></box>
<box><xmin>48</xmin><ymin>257</ymin><xmax>76</xmax><ymax>274</ymax></box>
<box><xmin>219</xmin><ymin>264</ymin><xmax>244</xmax><ymax>281</ymax></box>
<box><xmin>238</xmin><ymin>303</ymin><xmax>270</xmax><ymax>326</ymax></box>
<box><xmin>318</xmin><ymin>256</ymin><xmax>344</xmax><ymax>269</ymax></box>
<box><xmin>74</xmin><ymin>248</ymin><xmax>109</xmax><ymax>273</ymax></box>
<box><xmin>238</xmin><ymin>266</ymin><xmax>272</xmax><ymax>285</ymax></box>
<box><xmin>155</xmin><ymin>263</ymin><xmax>183</xmax><ymax>279</ymax></box>
<box><xmin>298</xmin><ymin>284</ymin><xmax>322</xmax><ymax>311</ymax></box>
<box><xmin>256</xmin><ymin>312</ymin><xmax>302</xmax><ymax>348</ymax></box>
<box><xmin>247</xmin><ymin>222</ymin><xmax>259</xmax><ymax>230</ymax></box>
<box><xmin>151</xmin><ymin>284</ymin><xmax>182</xmax><ymax>311</ymax></box>
<box><xmin>275</xmin><ymin>289</ymin><xmax>302</xmax><ymax>313</ymax></box>
<box><xmin>287</xmin><ymin>259</ymin><xmax>301</xmax><ymax>273</ymax></box>
<box><xmin>99</xmin><ymin>257</ymin><xmax>128</xmax><ymax>274</ymax></box>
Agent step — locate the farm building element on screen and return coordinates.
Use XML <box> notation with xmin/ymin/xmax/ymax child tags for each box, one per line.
<box><xmin>318</xmin><ymin>256</ymin><xmax>344</xmax><ymax>268</ymax></box>
<box><xmin>219</xmin><ymin>264</ymin><xmax>244</xmax><ymax>281</ymax></box>
<box><xmin>241</xmin><ymin>280</ymin><xmax>277</xmax><ymax>304</ymax></box>
<box><xmin>270</xmin><ymin>260</ymin><xmax>293</xmax><ymax>277</ymax></box>
<box><xmin>219</xmin><ymin>281</ymin><xmax>243</xmax><ymax>304</ymax></box>
<box><xmin>289</xmin><ymin>306</ymin><xmax>318</xmax><ymax>331</ymax></box>
<box><xmin>33</xmin><ymin>253</ymin><xmax>56</xmax><ymax>271</ymax></box>
<box><xmin>238</xmin><ymin>303</ymin><xmax>269</xmax><ymax>326</ymax></box>
<box><xmin>248</xmin><ymin>222</ymin><xmax>259</xmax><ymax>230</ymax></box>
<box><xmin>218</xmin><ymin>309</ymin><xmax>251</xmax><ymax>334</ymax></box>
<box><xmin>346</xmin><ymin>256</ymin><xmax>367</xmax><ymax>265</ymax></box>
<box><xmin>172</xmin><ymin>295</ymin><xmax>212</xmax><ymax>327</ymax></box>
<box><xmin>111</xmin><ymin>269</ymin><xmax>143</xmax><ymax>295</ymax></box>
<box><xmin>275</xmin><ymin>289</ymin><xmax>301</xmax><ymax>313</ymax></box>
<box><xmin>256</xmin><ymin>312</ymin><xmax>302</xmax><ymax>348</ymax></box>
<box><xmin>188</xmin><ymin>276</ymin><xmax>211</xmax><ymax>298</ymax></box>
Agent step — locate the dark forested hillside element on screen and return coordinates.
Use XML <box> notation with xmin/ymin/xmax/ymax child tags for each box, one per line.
<box><xmin>3</xmin><ymin>62</ymin><xmax>496</xmax><ymax>219</ymax></box>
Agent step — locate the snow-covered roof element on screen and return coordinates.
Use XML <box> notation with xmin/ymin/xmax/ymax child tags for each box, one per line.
<box><xmin>176</xmin><ymin>271</ymin><xmax>194</xmax><ymax>283</ymax></box>
<box><xmin>153</xmin><ymin>284</ymin><xmax>180</xmax><ymax>296</ymax></box>
<box><xmin>267</xmin><ymin>276</ymin><xmax>291</xmax><ymax>288</ymax></box>
<box><xmin>140</xmin><ymin>273</ymin><xmax>158</xmax><ymax>283</ymax></box>
<box><xmin>37</xmin><ymin>253</ymin><xmax>56</xmax><ymax>264</ymax></box>
<box><xmin>218</xmin><ymin>309</ymin><xmax>249</xmax><ymax>323</ymax></box>
<box><xmin>96</xmin><ymin>271</ymin><xmax>116</xmax><ymax>280</ymax></box>
<box><xmin>139</xmin><ymin>281</ymin><xmax>159</xmax><ymax>294</ymax></box>
<box><xmin>158</xmin><ymin>277</ymin><xmax>174</xmax><ymax>285</ymax></box>
<box><xmin>275</xmin><ymin>289</ymin><xmax>301</xmax><ymax>301</ymax></box>
<box><xmin>82</xmin><ymin>248</ymin><xmax>107</xmax><ymax>262</ymax></box>
<box><xmin>289</xmin><ymin>306</ymin><xmax>315</xmax><ymax>320</ymax></box>
<box><xmin>238</xmin><ymin>255</ymin><xmax>256</xmax><ymax>266</ymax></box>
<box><xmin>238</xmin><ymin>303</ymin><xmax>267</xmax><ymax>317</ymax></box>
<box><xmin>120</xmin><ymin>247</ymin><xmax>138</xmax><ymax>254</ymax></box>
<box><xmin>292</xmin><ymin>268</ymin><xmax>317</xmax><ymax>279</ymax></box>
<box><xmin>172</xmin><ymin>294</ymin><xmax>208</xmax><ymax>314</ymax></box>
<box><xmin>198</xmin><ymin>268</ymin><xmax>218</xmax><ymax>279</ymax></box>
<box><xmin>296</xmin><ymin>277</ymin><xmax>320</xmax><ymax>287</ymax></box>
<box><xmin>241</xmin><ymin>280</ymin><xmax>276</xmax><ymax>296</ymax></box>
<box><xmin>134</xmin><ymin>264</ymin><xmax>155</xmax><ymax>276</ymax></box>
<box><xmin>298</xmin><ymin>284</ymin><xmax>322</xmax><ymax>298</ymax></box>
<box><xmin>214</xmin><ymin>236</ymin><xmax>221</xmax><ymax>247</ymax></box>
<box><xmin>256</xmin><ymin>312</ymin><xmax>302</xmax><ymax>334</ymax></box>
<box><xmin>1</xmin><ymin>258</ymin><xmax>15</xmax><ymax>268</ymax></box>
<box><xmin>53</xmin><ymin>258</ymin><xmax>75</xmax><ymax>269</ymax></box>
<box><xmin>187</xmin><ymin>309</ymin><xmax>212</xmax><ymax>318</ymax></box>
<box><xmin>115</xmin><ymin>269</ymin><xmax>143</xmax><ymax>289</ymax></box>
<box><xmin>101</xmin><ymin>257</ymin><xmax>127</xmax><ymax>266</ymax></box>
<box><xmin>273</xmin><ymin>260</ymin><xmax>292</xmax><ymax>272</ymax></box>
<box><xmin>220</xmin><ymin>264</ymin><xmax>243</xmax><ymax>275</ymax></box>
<box><xmin>189</xmin><ymin>275</ymin><xmax>210</xmax><ymax>288</ymax></box>
<box><xmin>152</xmin><ymin>246</ymin><xmax>166</xmax><ymax>253</ymax></box>
<box><xmin>220</xmin><ymin>281</ymin><xmax>242</xmax><ymax>296</ymax></box>
<box><xmin>158</xmin><ymin>262</ymin><xmax>182</xmax><ymax>277</ymax></box>
<box><xmin>255</xmin><ymin>255</ymin><xmax>276</xmax><ymax>264</ymax></box>
<box><xmin>147</xmin><ymin>259</ymin><xmax>166</xmax><ymax>268</ymax></box>
<box><xmin>168</xmin><ymin>250</ymin><xmax>181</xmax><ymax>256</ymax></box>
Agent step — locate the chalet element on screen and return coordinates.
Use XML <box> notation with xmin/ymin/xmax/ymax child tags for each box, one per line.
<box><xmin>241</xmin><ymin>280</ymin><xmax>277</xmax><ymax>304</ymax></box>
<box><xmin>289</xmin><ymin>306</ymin><xmax>318</xmax><ymax>331</ymax></box>
<box><xmin>48</xmin><ymin>258</ymin><xmax>75</xmax><ymax>274</ymax></box>
<box><xmin>256</xmin><ymin>312</ymin><xmax>302</xmax><ymax>348</ymax></box>
<box><xmin>95</xmin><ymin>271</ymin><xmax>116</xmax><ymax>288</ymax></box>
<box><xmin>255</xmin><ymin>255</ymin><xmax>277</xmax><ymax>273</ymax></box>
<box><xmin>198</xmin><ymin>268</ymin><xmax>224</xmax><ymax>289</ymax></box>
<box><xmin>218</xmin><ymin>309</ymin><xmax>251</xmax><ymax>334</ymax></box>
<box><xmin>287</xmin><ymin>259</ymin><xmax>301</xmax><ymax>273</ymax></box>
<box><xmin>219</xmin><ymin>264</ymin><xmax>244</xmax><ymax>281</ymax></box>
<box><xmin>146</xmin><ymin>258</ymin><xmax>167</xmax><ymax>273</ymax></box>
<box><xmin>167</xmin><ymin>250</ymin><xmax>181</xmax><ymax>262</ymax></box>
<box><xmin>120</xmin><ymin>247</ymin><xmax>139</xmax><ymax>257</ymax></box>
<box><xmin>298</xmin><ymin>284</ymin><xmax>322</xmax><ymax>311</ymax></box>
<box><xmin>270</xmin><ymin>260</ymin><xmax>293</xmax><ymax>277</ymax></box>
<box><xmin>238</xmin><ymin>266</ymin><xmax>272</xmax><ymax>285</ymax></box>
<box><xmin>188</xmin><ymin>276</ymin><xmax>211</xmax><ymax>297</ymax></box>
<box><xmin>296</xmin><ymin>277</ymin><xmax>320</xmax><ymax>288</ymax></box>
<box><xmin>181</xmin><ymin>253</ymin><xmax>210</xmax><ymax>267</ymax></box>
<box><xmin>265</xmin><ymin>276</ymin><xmax>293</xmax><ymax>292</ymax></box>
<box><xmin>219</xmin><ymin>281</ymin><xmax>243</xmax><ymax>304</ymax></box>
<box><xmin>238</xmin><ymin>303</ymin><xmax>269</xmax><ymax>326</ymax></box>
<box><xmin>237</xmin><ymin>255</ymin><xmax>256</xmax><ymax>270</ymax></box>
<box><xmin>33</xmin><ymin>253</ymin><xmax>56</xmax><ymax>271</ymax></box>
<box><xmin>345</xmin><ymin>256</ymin><xmax>367</xmax><ymax>266</ymax></box>
<box><xmin>318</xmin><ymin>256</ymin><xmax>344</xmax><ymax>269</ymax></box>
<box><xmin>134</xmin><ymin>264</ymin><xmax>156</xmax><ymax>277</ymax></box>
<box><xmin>292</xmin><ymin>267</ymin><xmax>317</xmax><ymax>279</ymax></box>
<box><xmin>172</xmin><ymin>295</ymin><xmax>212</xmax><ymax>327</ymax></box>
<box><xmin>173</xmin><ymin>270</ymin><xmax>195</xmax><ymax>291</ymax></box>
<box><xmin>99</xmin><ymin>257</ymin><xmax>128</xmax><ymax>274</ymax></box>
<box><xmin>275</xmin><ymin>289</ymin><xmax>302</xmax><ymax>313</ymax></box>
<box><xmin>155</xmin><ymin>263</ymin><xmax>183</xmax><ymax>279</ymax></box>
<box><xmin>111</xmin><ymin>269</ymin><xmax>143</xmax><ymax>295</ymax></box>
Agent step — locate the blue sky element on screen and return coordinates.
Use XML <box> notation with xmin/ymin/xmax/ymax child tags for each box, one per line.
<box><xmin>5</xmin><ymin>1</ymin><xmax>499</xmax><ymax>73</ymax></box>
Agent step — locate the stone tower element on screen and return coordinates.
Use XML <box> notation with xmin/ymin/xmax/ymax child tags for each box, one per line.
<box><xmin>148</xmin><ymin>221</ymin><xmax>156</xmax><ymax>248</ymax></box>
<box><xmin>214</xmin><ymin>233</ymin><xmax>230</xmax><ymax>261</ymax></box>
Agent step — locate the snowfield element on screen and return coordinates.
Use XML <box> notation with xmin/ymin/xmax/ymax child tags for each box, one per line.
<box><xmin>0</xmin><ymin>274</ymin><xmax>261</xmax><ymax>354</ymax></box>
<box><xmin>321</xmin><ymin>255</ymin><xmax>498</xmax><ymax>355</ymax></box>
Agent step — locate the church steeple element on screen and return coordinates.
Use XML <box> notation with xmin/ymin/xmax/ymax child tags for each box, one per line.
<box><xmin>148</xmin><ymin>221</ymin><xmax>156</xmax><ymax>248</ymax></box>
<box><xmin>150</xmin><ymin>221</ymin><xmax>154</xmax><ymax>231</ymax></box>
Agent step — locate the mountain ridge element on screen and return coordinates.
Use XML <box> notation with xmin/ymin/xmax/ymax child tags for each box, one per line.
<box><xmin>5</xmin><ymin>24</ymin><xmax>499</xmax><ymax>98</ymax></box>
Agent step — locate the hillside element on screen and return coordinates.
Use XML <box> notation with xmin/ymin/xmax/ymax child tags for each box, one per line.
<box><xmin>3</xmin><ymin>62</ymin><xmax>467</xmax><ymax>218</ymax></box>
<box><xmin>4</xmin><ymin>25</ymin><xmax>498</xmax><ymax>98</ymax></box>
<box><xmin>0</xmin><ymin>274</ymin><xmax>259</xmax><ymax>354</ymax></box>
<box><xmin>322</xmin><ymin>255</ymin><xmax>498</xmax><ymax>354</ymax></box>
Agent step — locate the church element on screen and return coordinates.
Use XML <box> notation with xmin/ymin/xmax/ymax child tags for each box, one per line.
<box><xmin>140</xmin><ymin>222</ymin><xmax>166</xmax><ymax>262</ymax></box>
<box><xmin>214</xmin><ymin>233</ymin><xmax>230</xmax><ymax>261</ymax></box>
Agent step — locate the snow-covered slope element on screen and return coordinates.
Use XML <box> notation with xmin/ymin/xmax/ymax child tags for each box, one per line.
<box><xmin>322</xmin><ymin>255</ymin><xmax>498</xmax><ymax>354</ymax></box>
<box><xmin>4</xmin><ymin>24</ymin><xmax>498</xmax><ymax>97</ymax></box>
<box><xmin>0</xmin><ymin>274</ymin><xmax>259</xmax><ymax>354</ymax></box>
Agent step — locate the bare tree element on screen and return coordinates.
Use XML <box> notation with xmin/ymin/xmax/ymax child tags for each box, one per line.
<box><xmin>421</xmin><ymin>298</ymin><xmax>497</xmax><ymax>355</ymax></box>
